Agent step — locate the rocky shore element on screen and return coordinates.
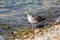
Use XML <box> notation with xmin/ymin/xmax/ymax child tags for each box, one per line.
<box><xmin>0</xmin><ymin>16</ymin><xmax>60</xmax><ymax>40</ymax></box>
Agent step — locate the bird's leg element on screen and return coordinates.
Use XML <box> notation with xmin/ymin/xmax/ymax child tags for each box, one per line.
<box><xmin>32</xmin><ymin>23</ymin><xmax>37</xmax><ymax>29</ymax></box>
<box><xmin>35</xmin><ymin>23</ymin><xmax>37</xmax><ymax>29</ymax></box>
<box><xmin>31</xmin><ymin>23</ymin><xmax>34</xmax><ymax>30</ymax></box>
<box><xmin>31</xmin><ymin>23</ymin><xmax>37</xmax><ymax>30</ymax></box>
<box><xmin>31</xmin><ymin>24</ymin><xmax>33</xmax><ymax>30</ymax></box>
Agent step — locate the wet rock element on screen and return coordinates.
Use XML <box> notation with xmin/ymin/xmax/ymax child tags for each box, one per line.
<box><xmin>21</xmin><ymin>28</ymin><xmax>31</xmax><ymax>39</ymax></box>
<box><xmin>11</xmin><ymin>30</ymin><xmax>21</xmax><ymax>35</ymax></box>
<box><xmin>28</xmin><ymin>30</ymin><xmax>35</xmax><ymax>39</ymax></box>
<box><xmin>14</xmin><ymin>38</ymin><xmax>21</xmax><ymax>40</ymax></box>
<box><xmin>5</xmin><ymin>37</ymin><xmax>11</xmax><ymax>40</ymax></box>
<box><xmin>2</xmin><ymin>25</ymin><xmax>11</xmax><ymax>30</ymax></box>
<box><xmin>21</xmin><ymin>28</ymin><xmax>31</xmax><ymax>35</ymax></box>
<box><xmin>10</xmin><ymin>30</ymin><xmax>21</xmax><ymax>39</ymax></box>
<box><xmin>21</xmin><ymin>28</ymin><xmax>35</xmax><ymax>39</ymax></box>
<box><xmin>34</xmin><ymin>28</ymin><xmax>42</xmax><ymax>34</ymax></box>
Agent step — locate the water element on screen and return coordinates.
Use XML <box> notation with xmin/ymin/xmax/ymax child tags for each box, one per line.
<box><xmin>0</xmin><ymin>0</ymin><xmax>60</xmax><ymax>31</ymax></box>
<box><xmin>0</xmin><ymin>35</ymin><xmax>5</xmax><ymax>40</ymax></box>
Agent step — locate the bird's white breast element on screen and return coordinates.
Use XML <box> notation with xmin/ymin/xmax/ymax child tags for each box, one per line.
<box><xmin>28</xmin><ymin>16</ymin><xmax>38</xmax><ymax>23</ymax></box>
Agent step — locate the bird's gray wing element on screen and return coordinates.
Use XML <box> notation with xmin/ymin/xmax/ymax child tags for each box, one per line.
<box><xmin>34</xmin><ymin>16</ymin><xmax>46</xmax><ymax>22</ymax></box>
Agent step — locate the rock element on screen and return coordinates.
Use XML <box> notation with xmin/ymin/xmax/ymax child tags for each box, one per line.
<box><xmin>21</xmin><ymin>28</ymin><xmax>35</xmax><ymax>39</ymax></box>
<box><xmin>10</xmin><ymin>30</ymin><xmax>21</xmax><ymax>39</ymax></box>
<box><xmin>21</xmin><ymin>28</ymin><xmax>31</xmax><ymax>35</ymax></box>
<box><xmin>11</xmin><ymin>30</ymin><xmax>21</xmax><ymax>35</ymax></box>
<box><xmin>2</xmin><ymin>25</ymin><xmax>11</xmax><ymax>30</ymax></box>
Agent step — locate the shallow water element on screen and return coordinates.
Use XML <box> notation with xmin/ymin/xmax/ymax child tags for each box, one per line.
<box><xmin>0</xmin><ymin>0</ymin><xmax>60</xmax><ymax>37</ymax></box>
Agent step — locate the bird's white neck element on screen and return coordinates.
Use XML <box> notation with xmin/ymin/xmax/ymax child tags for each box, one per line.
<box><xmin>28</xmin><ymin>15</ymin><xmax>33</xmax><ymax>18</ymax></box>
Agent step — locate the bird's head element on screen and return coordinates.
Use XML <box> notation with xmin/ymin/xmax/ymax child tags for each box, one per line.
<box><xmin>25</xmin><ymin>13</ymin><xmax>33</xmax><ymax>17</ymax></box>
<box><xmin>27</xmin><ymin>13</ymin><xmax>32</xmax><ymax>17</ymax></box>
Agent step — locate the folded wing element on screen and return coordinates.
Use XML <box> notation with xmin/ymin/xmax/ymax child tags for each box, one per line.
<box><xmin>35</xmin><ymin>16</ymin><xmax>46</xmax><ymax>22</ymax></box>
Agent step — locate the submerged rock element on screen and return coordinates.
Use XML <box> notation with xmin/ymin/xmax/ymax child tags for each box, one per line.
<box><xmin>2</xmin><ymin>25</ymin><xmax>11</xmax><ymax>30</ymax></box>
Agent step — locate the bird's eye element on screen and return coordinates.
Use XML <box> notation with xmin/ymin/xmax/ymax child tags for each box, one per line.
<box><xmin>29</xmin><ymin>14</ymin><xmax>31</xmax><ymax>16</ymax></box>
<box><xmin>27</xmin><ymin>14</ymin><xmax>32</xmax><ymax>17</ymax></box>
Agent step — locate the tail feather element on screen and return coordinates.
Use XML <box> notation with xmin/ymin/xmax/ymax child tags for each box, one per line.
<box><xmin>37</xmin><ymin>17</ymin><xmax>46</xmax><ymax>22</ymax></box>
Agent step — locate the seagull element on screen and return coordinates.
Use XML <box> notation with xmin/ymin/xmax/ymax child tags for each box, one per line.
<box><xmin>26</xmin><ymin>13</ymin><xmax>46</xmax><ymax>29</ymax></box>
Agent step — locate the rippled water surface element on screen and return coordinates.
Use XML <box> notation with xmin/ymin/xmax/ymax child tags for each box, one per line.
<box><xmin>0</xmin><ymin>0</ymin><xmax>60</xmax><ymax>29</ymax></box>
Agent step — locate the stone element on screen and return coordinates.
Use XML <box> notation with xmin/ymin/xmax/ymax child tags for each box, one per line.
<box><xmin>2</xmin><ymin>25</ymin><xmax>10</xmax><ymax>30</ymax></box>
